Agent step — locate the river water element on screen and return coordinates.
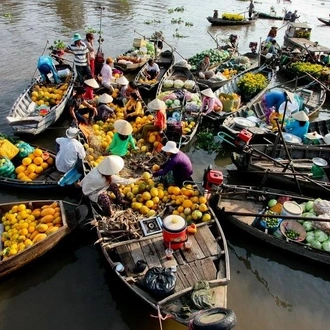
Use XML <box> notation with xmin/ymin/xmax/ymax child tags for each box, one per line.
<box><xmin>1</xmin><ymin>1</ymin><xmax>330</xmax><ymax>329</ymax></box>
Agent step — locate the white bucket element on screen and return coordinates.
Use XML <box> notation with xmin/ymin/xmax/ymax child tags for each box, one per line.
<box><xmin>57</xmin><ymin>68</ymin><xmax>70</xmax><ymax>79</ymax></box>
<box><xmin>281</xmin><ymin>201</ymin><xmax>302</xmax><ymax>217</ymax></box>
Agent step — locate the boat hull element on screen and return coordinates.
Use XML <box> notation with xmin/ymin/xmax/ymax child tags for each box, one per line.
<box><xmin>207</xmin><ymin>16</ymin><xmax>257</xmax><ymax>26</ymax></box>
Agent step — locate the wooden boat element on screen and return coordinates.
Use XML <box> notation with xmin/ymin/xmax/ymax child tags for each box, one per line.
<box><xmin>156</xmin><ymin>63</ymin><xmax>203</xmax><ymax>147</ymax></box>
<box><xmin>7</xmin><ymin>59</ymin><xmax>75</xmax><ymax>136</ymax></box>
<box><xmin>0</xmin><ymin>200</ymin><xmax>87</xmax><ymax>278</ymax></box>
<box><xmin>215</xmin><ymin>184</ymin><xmax>330</xmax><ymax>265</ymax></box>
<box><xmin>229</xmin><ymin>143</ymin><xmax>330</xmax><ymax>198</ymax></box>
<box><xmin>204</xmin><ymin>64</ymin><xmax>276</xmax><ymax>123</ymax></box>
<box><xmin>89</xmin><ymin>159</ymin><xmax>232</xmax><ymax>327</ymax></box>
<box><xmin>256</xmin><ymin>12</ymin><xmax>289</xmax><ymax>20</ymax></box>
<box><xmin>318</xmin><ymin>18</ymin><xmax>330</xmax><ymax>26</ymax></box>
<box><xmin>0</xmin><ymin>137</ymin><xmax>78</xmax><ymax>189</ymax></box>
<box><xmin>134</xmin><ymin>50</ymin><xmax>175</xmax><ymax>93</ymax></box>
<box><xmin>114</xmin><ymin>53</ymin><xmax>148</xmax><ymax>73</ymax></box>
<box><xmin>217</xmin><ymin>81</ymin><xmax>327</xmax><ymax>145</ymax></box>
<box><xmin>207</xmin><ymin>16</ymin><xmax>257</xmax><ymax>26</ymax></box>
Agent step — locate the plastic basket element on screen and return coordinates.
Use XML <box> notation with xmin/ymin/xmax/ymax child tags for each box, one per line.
<box><xmin>280</xmin><ymin>220</ymin><xmax>307</xmax><ymax>242</ymax></box>
<box><xmin>0</xmin><ymin>139</ymin><xmax>19</xmax><ymax>160</ymax></box>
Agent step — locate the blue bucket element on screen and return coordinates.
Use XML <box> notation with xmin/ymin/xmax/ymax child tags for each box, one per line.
<box><xmin>259</xmin><ymin>217</ymin><xmax>282</xmax><ymax>234</ymax></box>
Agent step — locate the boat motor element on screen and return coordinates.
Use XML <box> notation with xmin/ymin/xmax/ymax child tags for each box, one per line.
<box><xmin>249</xmin><ymin>42</ymin><xmax>258</xmax><ymax>54</ymax></box>
<box><xmin>234</xmin><ymin>129</ymin><xmax>253</xmax><ymax>148</ymax></box>
<box><xmin>202</xmin><ymin>165</ymin><xmax>224</xmax><ymax>193</ymax></box>
<box><xmin>37</xmin><ymin>56</ymin><xmax>61</xmax><ymax>84</ymax></box>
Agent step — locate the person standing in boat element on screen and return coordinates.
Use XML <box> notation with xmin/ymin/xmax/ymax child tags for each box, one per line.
<box><xmin>100</xmin><ymin>57</ymin><xmax>115</xmax><ymax>93</ymax></box>
<box><xmin>106</xmin><ymin>120</ymin><xmax>137</xmax><ymax>157</ymax></box>
<box><xmin>284</xmin><ymin>111</ymin><xmax>310</xmax><ymax>140</ymax></box>
<box><xmin>152</xmin><ymin>141</ymin><xmax>193</xmax><ymax>187</ymax></box>
<box><xmin>55</xmin><ymin>127</ymin><xmax>86</xmax><ymax>173</ymax></box>
<box><xmin>144</xmin><ymin>59</ymin><xmax>160</xmax><ymax>80</ymax></box>
<box><xmin>213</xmin><ymin>10</ymin><xmax>219</xmax><ymax>19</ymax></box>
<box><xmin>65</xmin><ymin>33</ymin><xmax>92</xmax><ymax>85</ymax></box>
<box><xmin>80</xmin><ymin>155</ymin><xmax>137</xmax><ymax>216</ymax></box>
<box><xmin>261</xmin><ymin>90</ymin><xmax>287</xmax><ymax>124</ymax></box>
<box><xmin>247</xmin><ymin>0</ymin><xmax>255</xmax><ymax>19</ymax></box>
<box><xmin>200</xmin><ymin>88</ymin><xmax>223</xmax><ymax>115</ymax></box>
<box><xmin>290</xmin><ymin>10</ymin><xmax>300</xmax><ymax>22</ymax></box>
<box><xmin>84</xmin><ymin>33</ymin><xmax>96</xmax><ymax>77</ymax></box>
<box><xmin>68</xmin><ymin>86</ymin><xmax>97</xmax><ymax>125</ymax></box>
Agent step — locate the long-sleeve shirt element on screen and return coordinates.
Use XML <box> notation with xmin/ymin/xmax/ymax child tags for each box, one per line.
<box><xmin>154</xmin><ymin>109</ymin><xmax>167</xmax><ymax>131</ymax></box>
<box><xmin>125</xmin><ymin>99</ymin><xmax>144</xmax><ymax>117</ymax></box>
<box><xmin>81</xmin><ymin>167</ymin><xmax>137</xmax><ymax>202</ymax></box>
<box><xmin>201</xmin><ymin>96</ymin><xmax>223</xmax><ymax>114</ymax></box>
<box><xmin>285</xmin><ymin>120</ymin><xmax>309</xmax><ymax>140</ymax></box>
<box><xmin>153</xmin><ymin>151</ymin><xmax>193</xmax><ymax>185</ymax></box>
<box><xmin>106</xmin><ymin>132</ymin><xmax>136</xmax><ymax>156</ymax></box>
<box><xmin>55</xmin><ymin>137</ymin><xmax>86</xmax><ymax>173</ymax></box>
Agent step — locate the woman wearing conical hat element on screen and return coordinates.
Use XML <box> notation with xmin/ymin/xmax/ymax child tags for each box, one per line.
<box><xmin>200</xmin><ymin>88</ymin><xmax>223</xmax><ymax>115</ymax></box>
<box><xmin>284</xmin><ymin>111</ymin><xmax>309</xmax><ymax>139</ymax></box>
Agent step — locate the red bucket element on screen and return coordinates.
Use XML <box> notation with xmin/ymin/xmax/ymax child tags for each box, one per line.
<box><xmin>162</xmin><ymin>215</ymin><xmax>187</xmax><ymax>250</ymax></box>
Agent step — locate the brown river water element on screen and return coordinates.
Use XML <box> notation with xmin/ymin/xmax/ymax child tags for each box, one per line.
<box><xmin>1</xmin><ymin>1</ymin><xmax>330</xmax><ymax>329</ymax></box>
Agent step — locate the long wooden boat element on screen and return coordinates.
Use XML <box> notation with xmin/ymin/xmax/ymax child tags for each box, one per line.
<box><xmin>318</xmin><ymin>18</ymin><xmax>330</xmax><ymax>26</ymax></box>
<box><xmin>156</xmin><ymin>63</ymin><xmax>203</xmax><ymax>147</ymax></box>
<box><xmin>207</xmin><ymin>16</ymin><xmax>257</xmax><ymax>26</ymax></box>
<box><xmin>0</xmin><ymin>137</ymin><xmax>79</xmax><ymax>189</ymax></box>
<box><xmin>204</xmin><ymin>64</ymin><xmax>276</xmax><ymax>123</ymax></box>
<box><xmin>89</xmin><ymin>154</ymin><xmax>233</xmax><ymax>327</ymax></box>
<box><xmin>0</xmin><ymin>200</ymin><xmax>86</xmax><ymax>278</ymax></box>
<box><xmin>256</xmin><ymin>12</ymin><xmax>289</xmax><ymax>20</ymax></box>
<box><xmin>215</xmin><ymin>184</ymin><xmax>330</xmax><ymax>265</ymax></box>
<box><xmin>228</xmin><ymin>143</ymin><xmax>330</xmax><ymax>198</ymax></box>
<box><xmin>134</xmin><ymin>50</ymin><xmax>175</xmax><ymax>93</ymax></box>
<box><xmin>217</xmin><ymin>81</ymin><xmax>327</xmax><ymax>145</ymax></box>
<box><xmin>7</xmin><ymin>59</ymin><xmax>75</xmax><ymax>136</ymax></box>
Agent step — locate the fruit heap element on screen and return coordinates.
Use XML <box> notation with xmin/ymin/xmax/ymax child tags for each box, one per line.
<box><xmin>30</xmin><ymin>83</ymin><xmax>69</xmax><ymax>107</ymax></box>
<box><xmin>116</xmin><ymin>55</ymin><xmax>143</xmax><ymax>64</ymax></box>
<box><xmin>222</xmin><ymin>13</ymin><xmax>244</xmax><ymax>21</ymax></box>
<box><xmin>138</xmin><ymin>78</ymin><xmax>158</xmax><ymax>85</ymax></box>
<box><xmin>188</xmin><ymin>49</ymin><xmax>231</xmax><ymax>70</ymax></box>
<box><xmin>181</xmin><ymin>121</ymin><xmax>196</xmax><ymax>135</ymax></box>
<box><xmin>221</xmin><ymin>68</ymin><xmax>238</xmax><ymax>79</ymax></box>
<box><xmin>15</xmin><ymin>148</ymin><xmax>54</xmax><ymax>182</ymax></box>
<box><xmin>1</xmin><ymin>201</ymin><xmax>62</xmax><ymax>260</ymax></box>
<box><xmin>117</xmin><ymin>173</ymin><xmax>212</xmax><ymax>223</ymax></box>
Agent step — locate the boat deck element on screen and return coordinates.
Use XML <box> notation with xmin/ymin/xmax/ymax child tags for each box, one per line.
<box><xmin>116</xmin><ymin>224</ymin><xmax>221</xmax><ymax>291</ymax></box>
<box><xmin>219</xmin><ymin>199</ymin><xmax>256</xmax><ymax>225</ymax></box>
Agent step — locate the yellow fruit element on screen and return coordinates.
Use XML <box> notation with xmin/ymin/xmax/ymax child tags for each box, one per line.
<box><xmin>146</xmin><ymin>210</ymin><xmax>156</xmax><ymax>218</ymax></box>
<box><xmin>52</xmin><ymin>217</ymin><xmax>62</xmax><ymax>225</ymax></box>
<box><xmin>28</xmin><ymin>173</ymin><xmax>38</xmax><ymax>180</ymax></box>
<box><xmin>33</xmin><ymin>148</ymin><xmax>43</xmax><ymax>157</ymax></box>
<box><xmin>22</xmin><ymin>158</ymin><xmax>32</xmax><ymax>166</ymax></box>
<box><xmin>32</xmin><ymin>208</ymin><xmax>41</xmax><ymax>218</ymax></box>
<box><xmin>15</xmin><ymin>165</ymin><xmax>26</xmax><ymax>174</ymax></box>
<box><xmin>40</xmin><ymin>215</ymin><xmax>54</xmax><ymax>223</ymax></box>
<box><xmin>40</xmin><ymin>208</ymin><xmax>56</xmax><ymax>217</ymax></box>
<box><xmin>142</xmin><ymin>172</ymin><xmax>152</xmax><ymax>180</ymax></box>
<box><xmin>202</xmin><ymin>213</ymin><xmax>212</xmax><ymax>222</ymax></box>
<box><xmin>172</xmin><ymin>186</ymin><xmax>181</xmax><ymax>196</ymax></box>
<box><xmin>41</xmin><ymin>162</ymin><xmax>49</xmax><ymax>170</ymax></box>
<box><xmin>19</xmin><ymin>228</ymin><xmax>28</xmax><ymax>236</ymax></box>
<box><xmin>199</xmin><ymin>203</ymin><xmax>208</xmax><ymax>213</ymax></box>
<box><xmin>36</xmin><ymin>223</ymin><xmax>48</xmax><ymax>233</ymax></box>
<box><xmin>199</xmin><ymin>196</ymin><xmax>207</xmax><ymax>204</ymax></box>
<box><xmin>142</xmin><ymin>191</ymin><xmax>151</xmax><ymax>201</ymax></box>
<box><xmin>35</xmin><ymin>166</ymin><xmax>43</xmax><ymax>174</ymax></box>
<box><xmin>46</xmin><ymin>227</ymin><xmax>59</xmax><ymax>235</ymax></box>
<box><xmin>150</xmin><ymin>187</ymin><xmax>159</xmax><ymax>197</ymax></box>
<box><xmin>28</xmin><ymin>225</ymin><xmax>36</xmax><ymax>233</ymax></box>
<box><xmin>33</xmin><ymin>157</ymin><xmax>43</xmax><ymax>165</ymax></box>
<box><xmin>182</xmin><ymin>199</ymin><xmax>193</xmax><ymax>208</ymax></box>
<box><xmin>33</xmin><ymin>233</ymin><xmax>47</xmax><ymax>243</ymax></box>
<box><xmin>145</xmin><ymin>200</ymin><xmax>154</xmax><ymax>208</ymax></box>
<box><xmin>139</xmin><ymin>205</ymin><xmax>149</xmax><ymax>215</ymax></box>
<box><xmin>152</xmin><ymin>196</ymin><xmax>160</xmax><ymax>204</ymax></box>
<box><xmin>152</xmin><ymin>164</ymin><xmax>160</xmax><ymax>172</ymax></box>
<box><xmin>47</xmin><ymin>157</ymin><xmax>54</xmax><ymax>165</ymax></box>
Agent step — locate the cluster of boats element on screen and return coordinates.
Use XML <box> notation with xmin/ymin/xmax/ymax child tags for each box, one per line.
<box><xmin>3</xmin><ymin>20</ymin><xmax>330</xmax><ymax>329</ymax></box>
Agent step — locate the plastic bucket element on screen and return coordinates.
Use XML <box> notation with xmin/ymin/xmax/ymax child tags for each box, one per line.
<box><xmin>57</xmin><ymin>68</ymin><xmax>70</xmax><ymax>79</ymax></box>
<box><xmin>162</xmin><ymin>215</ymin><xmax>187</xmax><ymax>250</ymax></box>
<box><xmin>281</xmin><ymin>201</ymin><xmax>302</xmax><ymax>217</ymax></box>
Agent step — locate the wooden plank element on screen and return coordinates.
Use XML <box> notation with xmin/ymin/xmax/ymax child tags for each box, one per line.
<box><xmin>190</xmin><ymin>261</ymin><xmax>205</xmax><ymax>281</ymax></box>
<box><xmin>220</xmin><ymin>200</ymin><xmax>256</xmax><ymax>225</ymax></box>
<box><xmin>197</xmin><ymin>258</ymin><xmax>217</xmax><ymax>281</ymax></box>
<box><xmin>173</xmin><ymin>249</ymin><xmax>185</xmax><ymax>265</ymax></box>
<box><xmin>181</xmin><ymin>234</ymin><xmax>205</xmax><ymax>263</ymax></box>
<box><xmin>178</xmin><ymin>264</ymin><xmax>199</xmax><ymax>287</ymax></box>
<box><xmin>197</xmin><ymin>226</ymin><xmax>219</xmax><ymax>256</ymax></box>
<box><xmin>116</xmin><ymin>245</ymin><xmax>136</xmax><ymax>277</ymax></box>
<box><xmin>128</xmin><ymin>242</ymin><xmax>145</xmax><ymax>264</ymax></box>
<box><xmin>193</xmin><ymin>230</ymin><xmax>211</xmax><ymax>258</ymax></box>
<box><xmin>140</xmin><ymin>239</ymin><xmax>162</xmax><ymax>269</ymax></box>
<box><xmin>176</xmin><ymin>266</ymin><xmax>192</xmax><ymax>289</ymax></box>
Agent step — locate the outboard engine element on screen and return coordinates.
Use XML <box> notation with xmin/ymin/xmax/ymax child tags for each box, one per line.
<box><xmin>202</xmin><ymin>165</ymin><xmax>224</xmax><ymax>192</ymax></box>
<box><xmin>249</xmin><ymin>42</ymin><xmax>258</xmax><ymax>54</ymax></box>
<box><xmin>37</xmin><ymin>56</ymin><xmax>60</xmax><ymax>84</ymax></box>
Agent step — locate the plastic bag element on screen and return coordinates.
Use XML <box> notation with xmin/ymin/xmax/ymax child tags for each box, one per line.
<box><xmin>144</xmin><ymin>267</ymin><xmax>176</xmax><ymax>298</ymax></box>
<box><xmin>314</xmin><ymin>199</ymin><xmax>330</xmax><ymax>216</ymax></box>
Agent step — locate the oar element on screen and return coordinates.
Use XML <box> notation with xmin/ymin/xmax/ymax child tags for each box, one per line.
<box><xmin>207</xmin><ymin>31</ymin><xmax>220</xmax><ymax>48</ymax></box>
<box><xmin>221</xmin><ymin>208</ymin><xmax>330</xmax><ymax>222</ymax></box>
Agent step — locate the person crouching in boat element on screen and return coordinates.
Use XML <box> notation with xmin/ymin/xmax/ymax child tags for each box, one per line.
<box><xmin>144</xmin><ymin>59</ymin><xmax>160</xmax><ymax>80</ymax></box>
<box><xmin>152</xmin><ymin>141</ymin><xmax>193</xmax><ymax>187</ymax></box>
<box><xmin>68</xmin><ymin>87</ymin><xmax>97</xmax><ymax>125</ymax></box>
<box><xmin>197</xmin><ymin>55</ymin><xmax>214</xmax><ymax>79</ymax></box>
<box><xmin>106</xmin><ymin>120</ymin><xmax>137</xmax><ymax>157</ymax></box>
<box><xmin>83</xmin><ymin>78</ymin><xmax>99</xmax><ymax>100</ymax></box>
<box><xmin>115</xmin><ymin>76</ymin><xmax>129</xmax><ymax>106</ymax></box>
<box><xmin>261</xmin><ymin>90</ymin><xmax>287</xmax><ymax>124</ymax></box>
<box><xmin>95</xmin><ymin>93</ymin><xmax>115</xmax><ymax>122</ymax></box>
<box><xmin>80</xmin><ymin>155</ymin><xmax>138</xmax><ymax>216</ymax></box>
<box><xmin>140</xmin><ymin>99</ymin><xmax>167</xmax><ymax>140</ymax></box>
<box><xmin>55</xmin><ymin>127</ymin><xmax>86</xmax><ymax>173</ymax></box>
<box><xmin>200</xmin><ymin>88</ymin><xmax>223</xmax><ymax>115</ymax></box>
<box><xmin>284</xmin><ymin>111</ymin><xmax>309</xmax><ymax>140</ymax></box>
<box><xmin>124</xmin><ymin>93</ymin><xmax>144</xmax><ymax>122</ymax></box>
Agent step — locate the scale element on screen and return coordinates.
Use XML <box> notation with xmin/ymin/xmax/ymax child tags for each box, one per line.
<box><xmin>139</xmin><ymin>217</ymin><xmax>163</xmax><ymax>236</ymax></box>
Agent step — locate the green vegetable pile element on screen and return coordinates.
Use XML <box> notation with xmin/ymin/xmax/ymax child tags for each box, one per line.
<box><xmin>285</xmin><ymin>229</ymin><xmax>300</xmax><ymax>240</ymax></box>
<box><xmin>196</xmin><ymin>130</ymin><xmax>223</xmax><ymax>154</ymax></box>
<box><xmin>188</xmin><ymin>49</ymin><xmax>230</xmax><ymax>71</ymax></box>
<box><xmin>264</xmin><ymin>217</ymin><xmax>279</xmax><ymax>229</ymax></box>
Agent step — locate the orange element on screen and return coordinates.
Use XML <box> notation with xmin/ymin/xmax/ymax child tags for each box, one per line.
<box><xmin>145</xmin><ymin>200</ymin><xmax>154</xmax><ymax>208</ymax></box>
<box><xmin>28</xmin><ymin>173</ymin><xmax>38</xmax><ymax>180</ymax></box>
<box><xmin>15</xmin><ymin>165</ymin><xmax>26</xmax><ymax>174</ymax></box>
<box><xmin>171</xmin><ymin>186</ymin><xmax>181</xmax><ymax>196</ymax></box>
<box><xmin>22</xmin><ymin>158</ymin><xmax>32</xmax><ymax>166</ymax></box>
<box><xmin>27</xmin><ymin>164</ymin><xmax>37</xmax><ymax>173</ymax></box>
<box><xmin>33</xmin><ymin>148</ymin><xmax>43</xmax><ymax>157</ymax></box>
<box><xmin>41</xmin><ymin>162</ymin><xmax>49</xmax><ymax>170</ymax></box>
<box><xmin>182</xmin><ymin>199</ymin><xmax>193</xmax><ymax>208</ymax></box>
<box><xmin>46</xmin><ymin>157</ymin><xmax>54</xmax><ymax>165</ymax></box>
<box><xmin>199</xmin><ymin>196</ymin><xmax>207</xmax><ymax>204</ymax></box>
<box><xmin>35</xmin><ymin>166</ymin><xmax>43</xmax><ymax>174</ymax></box>
<box><xmin>142</xmin><ymin>191</ymin><xmax>151</xmax><ymax>201</ymax></box>
<box><xmin>33</xmin><ymin>157</ymin><xmax>43</xmax><ymax>165</ymax></box>
<box><xmin>28</xmin><ymin>153</ymin><xmax>35</xmax><ymax>160</ymax></box>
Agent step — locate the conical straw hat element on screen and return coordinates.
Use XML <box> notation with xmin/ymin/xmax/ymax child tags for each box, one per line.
<box><xmin>98</xmin><ymin>93</ymin><xmax>113</xmax><ymax>104</ymax></box>
<box><xmin>116</xmin><ymin>76</ymin><xmax>129</xmax><ymax>85</ymax></box>
<box><xmin>114</xmin><ymin>119</ymin><xmax>133</xmax><ymax>135</ymax></box>
<box><xmin>201</xmin><ymin>88</ymin><xmax>215</xmax><ymax>98</ymax></box>
<box><xmin>84</xmin><ymin>78</ymin><xmax>99</xmax><ymax>88</ymax></box>
<box><xmin>148</xmin><ymin>98</ymin><xmax>166</xmax><ymax>111</ymax></box>
<box><xmin>97</xmin><ymin>155</ymin><xmax>124</xmax><ymax>176</ymax></box>
<box><xmin>292</xmin><ymin>111</ymin><xmax>308</xmax><ymax>122</ymax></box>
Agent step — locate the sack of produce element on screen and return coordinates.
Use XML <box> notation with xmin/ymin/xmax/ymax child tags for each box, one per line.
<box><xmin>15</xmin><ymin>141</ymin><xmax>35</xmax><ymax>158</ymax></box>
<box><xmin>144</xmin><ymin>267</ymin><xmax>176</xmax><ymax>298</ymax></box>
<box><xmin>0</xmin><ymin>139</ymin><xmax>19</xmax><ymax>160</ymax></box>
<box><xmin>313</xmin><ymin>199</ymin><xmax>330</xmax><ymax>215</ymax></box>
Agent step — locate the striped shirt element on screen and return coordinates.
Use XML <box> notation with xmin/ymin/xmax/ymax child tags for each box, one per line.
<box><xmin>67</xmin><ymin>42</ymin><xmax>89</xmax><ymax>66</ymax></box>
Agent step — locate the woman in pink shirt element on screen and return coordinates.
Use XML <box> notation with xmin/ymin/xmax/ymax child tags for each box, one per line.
<box><xmin>200</xmin><ymin>88</ymin><xmax>223</xmax><ymax>115</ymax></box>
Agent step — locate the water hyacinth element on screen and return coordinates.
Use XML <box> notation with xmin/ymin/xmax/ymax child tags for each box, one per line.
<box><xmin>237</xmin><ymin>72</ymin><xmax>268</xmax><ymax>97</ymax></box>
